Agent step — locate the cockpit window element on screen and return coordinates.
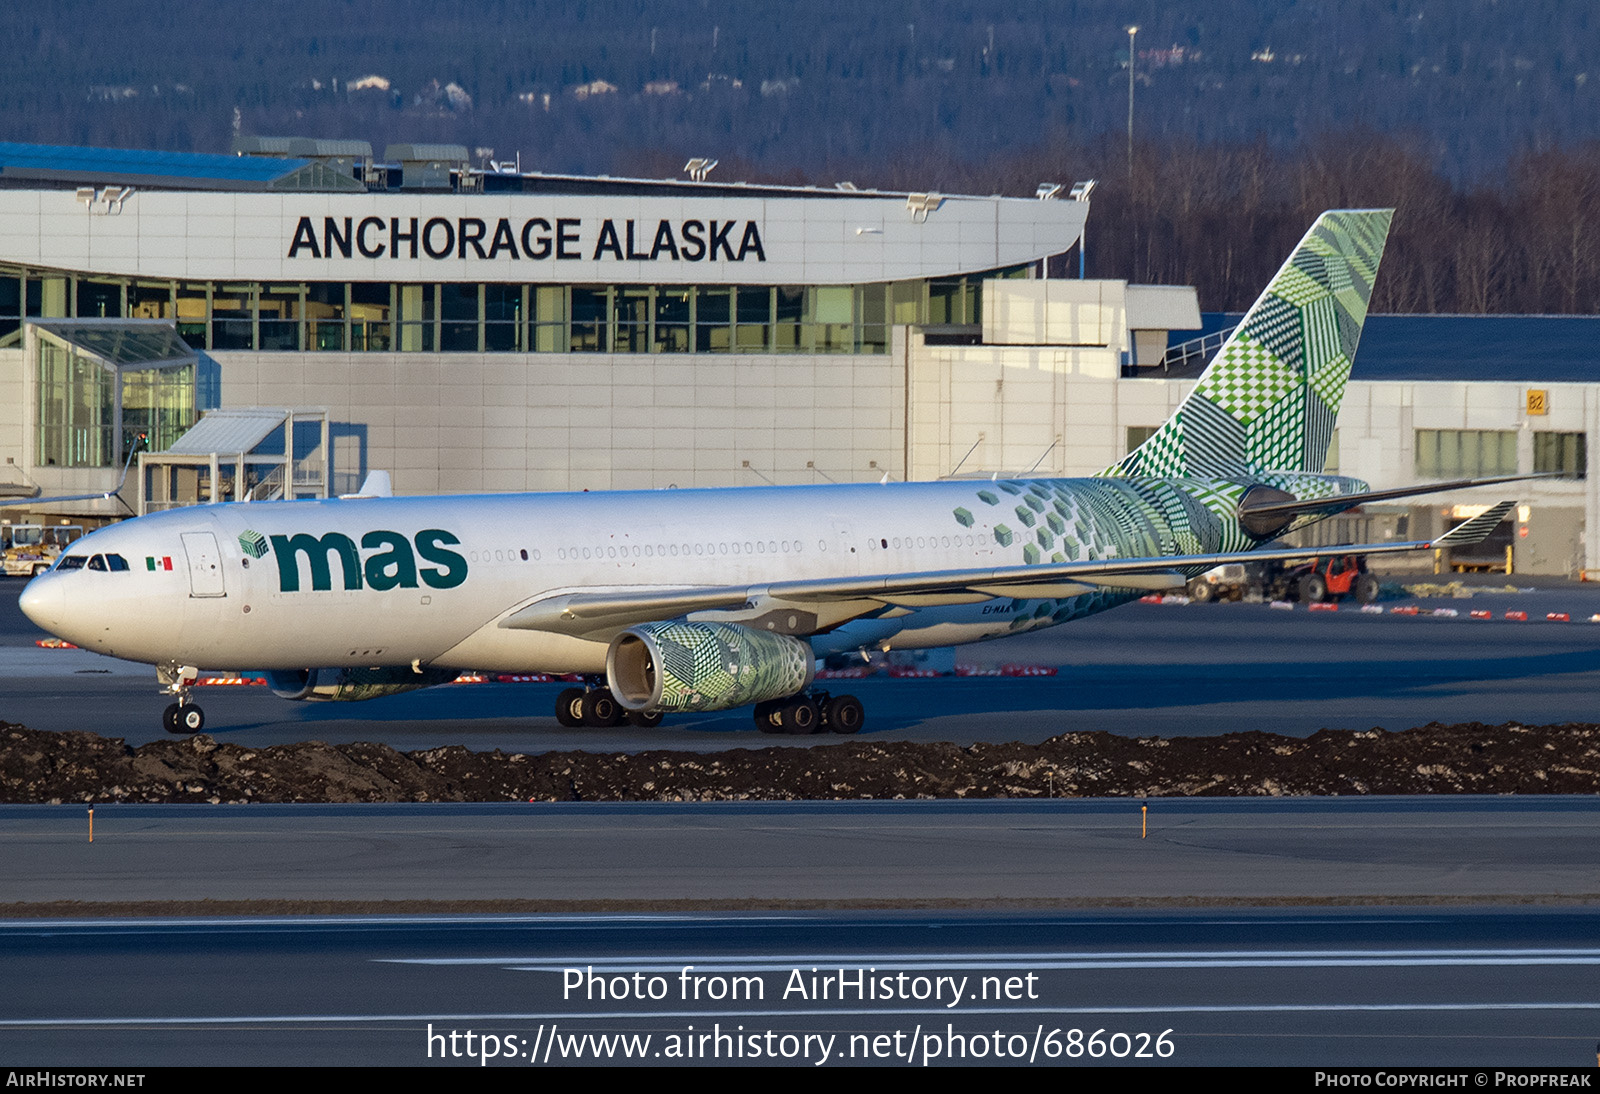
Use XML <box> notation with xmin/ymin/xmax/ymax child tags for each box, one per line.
<box><xmin>55</xmin><ymin>555</ymin><xmax>87</xmax><ymax>571</ymax></box>
<box><xmin>88</xmin><ymin>555</ymin><xmax>107</xmax><ymax>571</ymax></box>
<box><xmin>105</xmin><ymin>553</ymin><xmax>129</xmax><ymax>571</ymax></box>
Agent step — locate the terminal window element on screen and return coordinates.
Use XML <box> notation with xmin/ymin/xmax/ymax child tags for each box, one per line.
<box><xmin>1414</xmin><ymin>429</ymin><xmax>1517</xmax><ymax>478</ymax></box>
<box><xmin>1534</xmin><ymin>431</ymin><xmax>1586</xmax><ymax>479</ymax></box>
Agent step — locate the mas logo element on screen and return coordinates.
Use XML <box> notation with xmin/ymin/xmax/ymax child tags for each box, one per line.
<box><xmin>239</xmin><ymin>530</ymin><xmax>269</xmax><ymax>559</ymax></box>
<box><xmin>261</xmin><ymin>528</ymin><xmax>467</xmax><ymax>592</ymax></box>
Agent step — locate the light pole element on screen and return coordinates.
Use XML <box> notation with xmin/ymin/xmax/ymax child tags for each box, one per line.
<box><xmin>1126</xmin><ymin>25</ymin><xmax>1138</xmax><ymax>182</ymax></box>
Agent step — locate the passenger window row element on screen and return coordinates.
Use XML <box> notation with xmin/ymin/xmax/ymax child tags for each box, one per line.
<box><xmin>553</xmin><ymin>540</ymin><xmax>804</xmax><ymax>562</ymax></box>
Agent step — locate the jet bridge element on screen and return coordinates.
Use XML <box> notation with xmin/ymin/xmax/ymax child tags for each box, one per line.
<box><xmin>137</xmin><ymin>407</ymin><xmax>329</xmax><ymax>513</ymax></box>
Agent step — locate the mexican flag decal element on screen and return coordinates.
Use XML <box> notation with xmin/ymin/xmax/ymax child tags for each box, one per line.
<box><xmin>145</xmin><ymin>556</ymin><xmax>173</xmax><ymax>571</ymax></box>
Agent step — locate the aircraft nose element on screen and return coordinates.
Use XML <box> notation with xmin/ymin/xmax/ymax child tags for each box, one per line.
<box><xmin>18</xmin><ymin>575</ymin><xmax>63</xmax><ymax>631</ymax></box>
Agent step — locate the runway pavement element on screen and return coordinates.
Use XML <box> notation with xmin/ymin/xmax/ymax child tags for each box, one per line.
<box><xmin>4</xmin><ymin>906</ymin><xmax>1600</xmax><ymax>1066</ymax></box>
<box><xmin>6</xmin><ymin>577</ymin><xmax>1600</xmax><ymax>749</ymax></box>
<box><xmin>5</xmin><ymin>797</ymin><xmax>1599</xmax><ymax>907</ymax></box>
<box><xmin>3</xmin><ymin>799</ymin><xmax>1600</xmax><ymax>1067</ymax></box>
<box><xmin>8</xmin><ymin>578</ymin><xmax>1600</xmax><ymax>1067</ymax></box>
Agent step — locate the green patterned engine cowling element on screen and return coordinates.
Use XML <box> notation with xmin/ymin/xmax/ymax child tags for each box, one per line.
<box><xmin>607</xmin><ymin>622</ymin><xmax>816</xmax><ymax>713</ymax></box>
<box><xmin>264</xmin><ymin>665</ymin><xmax>460</xmax><ymax>701</ymax></box>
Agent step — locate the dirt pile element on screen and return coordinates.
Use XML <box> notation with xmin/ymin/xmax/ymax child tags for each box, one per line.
<box><xmin>3</xmin><ymin>721</ymin><xmax>1599</xmax><ymax>804</ymax></box>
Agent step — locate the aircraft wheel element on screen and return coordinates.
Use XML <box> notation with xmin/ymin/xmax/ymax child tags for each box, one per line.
<box><xmin>823</xmin><ymin>694</ymin><xmax>864</xmax><ymax>735</ymax></box>
<box><xmin>580</xmin><ymin>689</ymin><xmax>625</xmax><ymax>727</ymax></box>
<box><xmin>1354</xmin><ymin>574</ymin><xmax>1381</xmax><ymax>604</ymax></box>
<box><xmin>1298</xmin><ymin>574</ymin><xmax>1328</xmax><ymax>603</ymax></box>
<box><xmin>164</xmin><ymin>702</ymin><xmax>203</xmax><ymax>734</ymax></box>
<box><xmin>780</xmin><ymin>696</ymin><xmax>820</xmax><ymax>734</ymax></box>
<box><xmin>555</xmin><ymin>687</ymin><xmax>586</xmax><ymax>727</ymax></box>
<box><xmin>754</xmin><ymin>700</ymin><xmax>784</xmax><ymax>734</ymax></box>
<box><xmin>626</xmin><ymin>709</ymin><xmax>664</xmax><ymax>728</ymax></box>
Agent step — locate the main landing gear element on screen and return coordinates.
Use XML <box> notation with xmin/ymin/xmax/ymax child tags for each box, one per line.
<box><xmin>754</xmin><ymin>690</ymin><xmax>865</xmax><ymax>736</ymax></box>
<box><xmin>554</xmin><ymin>683</ymin><xmax>662</xmax><ymax>728</ymax></box>
<box><xmin>158</xmin><ymin>664</ymin><xmax>204</xmax><ymax>734</ymax></box>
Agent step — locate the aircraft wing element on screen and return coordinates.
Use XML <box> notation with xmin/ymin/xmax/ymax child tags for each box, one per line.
<box><xmin>1</xmin><ymin>439</ymin><xmax>143</xmax><ymax>511</ymax></box>
<box><xmin>0</xmin><ymin>489</ymin><xmax>124</xmax><ymax>509</ymax></box>
<box><xmin>502</xmin><ymin>501</ymin><xmax>1515</xmax><ymax>640</ymax></box>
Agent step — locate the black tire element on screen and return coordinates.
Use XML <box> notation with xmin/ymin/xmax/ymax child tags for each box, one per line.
<box><xmin>823</xmin><ymin>694</ymin><xmax>865</xmax><ymax>735</ymax></box>
<box><xmin>754</xmin><ymin>699</ymin><xmax>784</xmax><ymax>734</ymax></box>
<box><xmin>164</xmin><ymin>702</ymin><xmax>203</xmax><ymax>734</ymax></box>
<box><xmin>580</xmin><ymin>689</ymin><xmax>625</xmax><ymax>727</ymax></box>
<box><xmin>1298</xmin><ymin>573</ymin><xmax>1328</xmax><ymax>603</ymax></box>
<box><xmin>555</xmin><ymin>687</ymin><xmax>586</xmax><ymax>727</ymax></box>
<box><xmin>625</xmin><ymin>709</ymin><xmax>664</xmax><ymax>728</ymax></box>
<box><xmin>1187</xmin><ymin>579</ymin><xmax>1215</xmax><ymax>603</ymax></box>
<box><xmin>1353</xmin><ymin>573</ymin><xmax>1381</xmax><ymax>604</ymax></box>
<box><xmin>780</xmin><ymin>697</ymin><xmax>820</xmax><ymax>734</ymax></box>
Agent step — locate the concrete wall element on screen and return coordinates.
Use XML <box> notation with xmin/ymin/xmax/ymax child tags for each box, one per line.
<box><xmin>212</xmin><ymin>345</ymin><xmax>906</xmax><ymax>495</ymax></box>
<box><xmin>1335</xmin><ymin>379</ymin><xmax>1595</xmax><ymax>575</ymax></box>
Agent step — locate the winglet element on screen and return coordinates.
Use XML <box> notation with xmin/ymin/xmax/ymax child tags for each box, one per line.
<box><xmin>341</xmin><ymin>470</ymin><xmax>394</xmax><ymax>499</ymax></box>
<box><xmin>1431</xmin><ymin>501</ymin><xmax>1516</xmax><ymax>548</ymax></box>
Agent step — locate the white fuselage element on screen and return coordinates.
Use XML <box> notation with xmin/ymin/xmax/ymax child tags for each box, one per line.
<box><xmin>19</xmin><ymin>474</ymin><xmax>1299</xmax><ymax>675</ymax></box>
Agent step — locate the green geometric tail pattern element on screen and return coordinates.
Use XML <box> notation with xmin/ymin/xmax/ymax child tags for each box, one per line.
<box><xmin>1107</xmin><ymin>208</ymin><xmax>1392</xmax><ymax>479</ymax></box>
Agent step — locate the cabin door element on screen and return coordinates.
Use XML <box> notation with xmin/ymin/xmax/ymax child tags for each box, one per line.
<box><xmin>181</xmin><ymin>531</ymin><xmax>227</xmax><ymax>598</ymax></box>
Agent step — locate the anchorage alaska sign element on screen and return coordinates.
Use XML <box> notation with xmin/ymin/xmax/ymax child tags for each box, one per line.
<box><xmin>287</xmin><ymin>215</ymin><xmax>767</xmax><ymax>264</ymax></box>
<box><xmin>0</xmin><ymin>189</ymin><xmax>1088</xmax><ymax>285</ymax></box>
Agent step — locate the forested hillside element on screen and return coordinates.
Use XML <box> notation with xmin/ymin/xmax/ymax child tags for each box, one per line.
<box><xmin>2</xmin><ymin>1</ymin><xmax>1597</xmax><ymax>311</ymax></box>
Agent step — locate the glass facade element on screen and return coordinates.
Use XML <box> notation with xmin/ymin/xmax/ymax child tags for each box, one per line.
<box><xmin>34</xmin><ymin>336</ymin><xmax>196</xmax><ymax>468</ymax></box>
<box><xmin>0</xmin><ymin>267</ymin><xmax>998</xmax><ymax>356</ymax></box>
<box><xmin>36</xmin><ymin>339</ymin><xmax>113</xmax><ymax>467</ymax></box>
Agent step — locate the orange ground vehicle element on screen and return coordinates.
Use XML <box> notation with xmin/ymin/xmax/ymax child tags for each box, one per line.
<box><xmin>1284</xmin><ymin>554</ymin><xmax>1380</xmax><ymax>604</ymax></box>
<box><xmin>1188</xmin><ymin>554</ymin><xmax>1380</xmax><ymax>603</ymax></box>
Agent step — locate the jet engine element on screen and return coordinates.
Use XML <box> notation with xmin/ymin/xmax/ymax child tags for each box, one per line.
<box><xmin>264</xmin><ymin>665</ymin><xmax>459</xmax><ymax>702</ymax></box>
<box><xmin>606</xmin><ymin>621</ymin><xmax>815</xmax><ymax>713</ymax></box>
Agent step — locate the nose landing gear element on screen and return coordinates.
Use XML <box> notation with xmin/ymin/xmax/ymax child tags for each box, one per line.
<box><xmin>163</xmin><ymin>701</ymin><xmax>205</xmax><ymax>734</ymax></box>
<box><xmin>158</xmin><ymin>664</ymin><xmax>205</xmax><ymax>734</ymax></box>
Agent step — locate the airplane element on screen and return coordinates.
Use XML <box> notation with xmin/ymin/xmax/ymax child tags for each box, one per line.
<box><xmin>18</xmin><ymin>208</ymin><xmax>1525</xmax><ymax>736</ymax></box>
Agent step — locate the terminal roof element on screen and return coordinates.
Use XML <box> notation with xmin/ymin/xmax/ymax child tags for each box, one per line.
<box><xmin>0</xmin><ymin>141</ymin><xmax>360</xmax><ymax>191</ymax></box>
<box><xmin>1189</xmin><ymin>313</ymin><xmax>1600</xmax><ymax>383</ymax></box>
<box><xmin>30</xmin><ymin>319</ymin><xmax>195</xmax><ymax>370</ymax></box>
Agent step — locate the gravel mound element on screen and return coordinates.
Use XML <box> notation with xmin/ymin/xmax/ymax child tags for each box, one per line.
<box><xmin>4</xmin><ymin>721</ymin><xmax>1599</xmax><ymax>803</ymax></box>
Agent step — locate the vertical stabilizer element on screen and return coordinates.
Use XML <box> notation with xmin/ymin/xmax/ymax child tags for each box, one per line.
<box><xmin>1108</xmin><ymin>208</ymin><xmax>1392</xmax><ymax>478</ymax></box>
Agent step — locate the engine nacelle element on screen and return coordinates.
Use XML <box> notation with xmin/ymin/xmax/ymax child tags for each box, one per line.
<box><xmin>606</xmin><ymin>621</ymin><xmax>815</xmax><ymax>713</ymax></box>
<box><xmin>264</xmin><ymin>665</ymin><xmax>459</xmax><ymax>702</ymax></box>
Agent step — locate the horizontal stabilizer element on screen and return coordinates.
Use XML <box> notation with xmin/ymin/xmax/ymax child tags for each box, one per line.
<box><xmin>1238</xmin><ymin>474</ymin><xmax>1552</xmax><ymax>527</ymax></box>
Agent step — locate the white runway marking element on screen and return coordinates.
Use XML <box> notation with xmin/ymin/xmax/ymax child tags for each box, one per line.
<box><xmin>383</xmin><ymin>946</ymin><xmax>1600</xmax><ymax>972</ymax></box>
<box><xmin>4</xmin><ymin>1001</ymin><xmax>1600</xmax><ymax>1028</ymax></box>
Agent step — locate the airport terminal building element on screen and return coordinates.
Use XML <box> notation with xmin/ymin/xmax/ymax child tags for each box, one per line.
<box><xmin>0</xmin><ymin>139</ymin><xmax>1597</xmax><ymax>575</ymax></box>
